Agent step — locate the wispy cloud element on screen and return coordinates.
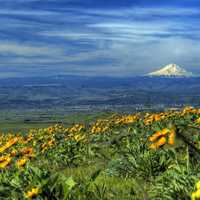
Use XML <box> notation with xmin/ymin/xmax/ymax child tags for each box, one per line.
<box><xmin>0</xmin><ymin>1</ymin><xmax>199</xmax><ymax>77</ymax></box>
<box><xmin>82</xmin><ymin>7</ymin><xmax>200</xmax><ymax>17</ymax></box>
<box><xmin>0</xmin><ymin>42</ymin><xmax>64</xmax><ymax>56</ymax></box>
<box><xmin>0</xmin><ymin>9</ymin><xmax>56</xmax><ymax>16</ymax></box>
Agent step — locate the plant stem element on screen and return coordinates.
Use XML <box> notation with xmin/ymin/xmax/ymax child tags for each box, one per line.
<box><xmin>186</xmin><ymin>145</ymin><xmax>190</xmax><ymax>173</ymax></box>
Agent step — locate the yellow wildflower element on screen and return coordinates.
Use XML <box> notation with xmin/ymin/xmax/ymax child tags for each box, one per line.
<box><xmin>156</xmin><ymin>137</ymin><xmax>166</xmax><ymax>147</ymax></box>
<box><xmin>149</xmin><ymin>131</ymin><xmax>162</xmax><ymax>142</ymax></box>
<box><xmin>25</xmin><ymin>187</ymin><xmax>40</xmax><ymax>199</ymax></box>
<box><xmin>196</xmin><ymin>118</ymin><xmax>200</xmax><ymax>124</ymax></box>
<box><xmin>149</xmin><ymin>129</ymin><xmax>169</xmax><ymax>142</ymax></box>
<box><xmin>196</xmin><ymin>181</ymin><xmax>200</xmax><ymax>190</ymax></box>
<box><xmin>168</xmin><ymin>129</ymin><xmax>175</xmax><ymax>145</ymax></box>
<box><xmin>154</xmin><ymin>115</ymin><xmax>161</xmax><ymax>121</ymax></box>
<box><xmin>10</xmin><ymin>149</ymin><xmax>17</xmax><ymax>157</ymax></box>
<box><xmin>74</xmin><ymin>134</ymin><xmax>85</xmax><ymax>142</ymax></box>
<box><xmin>20</xmin><ymin>147</ymin><xmax>35</xmax><ymax>157</ymax></box>
<box><xmin>149</xmin><ymin>143</ymin><xmax>157</xmax><ymax>150</ymax></box>
<box><xmin>16</xmin><ymin>157</ymin><xmax>28</xmax><ymax>168</ymax></box>
<box><xmin>161</xmin><ymin>128</ymin><xmax>170</xmax><ymax>135</ymax></box>
<box><xmin>47</xmin><ymin>127</ymin><xmax>54</xmax><ymax>134</ymax></box>
<box><xmin>192</xmin><ymin>190</ymin><xmax>200</xmax><ymax>200</ymax></box>
<box><xmin>0</xmin><ymin>137</ymin><xmax>18</xmax><ymax>153</ymax></box>
<box><xmin>0</xmin><ymin>155</ymin><xmax>12</xmax><ymax>169</ymax></box>
<box><xmin>149</xmin><ymin>137</ymin><xmax>166</xmax><ymax>150</ymax></box>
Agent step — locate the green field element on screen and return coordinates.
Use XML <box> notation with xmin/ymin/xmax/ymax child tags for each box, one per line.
<box><xmin>1</xmin><ymin>107</ymin><xmax>200</xmax><ymax>199</ymax></box>
<box><xmin>0</xmin><ymin>110</ymin><xmax>111</xmax><ymax>133</ymax></box>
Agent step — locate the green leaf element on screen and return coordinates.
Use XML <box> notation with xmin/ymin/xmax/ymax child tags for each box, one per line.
<box><xmin>63</xmin><ymin>177</ymin><xmax>76</xmax><ymax>200</ymax></box>
<box><xmin>65</xmin><ymin>176</ymin><xmax>76</xmax><ymax>191</ymax></box>
<box><xmin>90</xmin><ymin>169</ymin><xmax>101</xmax><ymax>182</ymax></box>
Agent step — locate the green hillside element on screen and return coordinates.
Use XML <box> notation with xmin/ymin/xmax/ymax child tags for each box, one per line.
<box><xmin>1</xmin><ymin>107</ymin><xmax>200</xmax><ymax>199</ymax></box>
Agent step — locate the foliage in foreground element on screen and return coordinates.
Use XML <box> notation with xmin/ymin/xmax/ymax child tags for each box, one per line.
<box><xmin>1</xmin><ymin>107</ymin><xmax>200</xmax><ymax>199</ymax></box>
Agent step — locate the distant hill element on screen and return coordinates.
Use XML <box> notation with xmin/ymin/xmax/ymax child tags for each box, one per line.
<box><xmin>0</xmin><ymin>75</ymin><xmax>200</xmax><ymax>111</ymax></box>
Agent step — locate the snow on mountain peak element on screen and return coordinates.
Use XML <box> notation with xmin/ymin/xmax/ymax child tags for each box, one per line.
<box><xmin>148</xmin><ymin>64</ymin><xmax>193</xmax><ymax>77</ymax></box>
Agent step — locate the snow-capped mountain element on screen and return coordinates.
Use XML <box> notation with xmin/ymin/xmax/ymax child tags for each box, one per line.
<box><xmin>148</xmin><ymin>64</ymin><xmax>193</xmax><ymax>77</ymax></box>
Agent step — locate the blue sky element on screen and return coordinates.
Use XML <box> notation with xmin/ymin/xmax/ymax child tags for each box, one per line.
<box><xmin>0</xmin><ymin>0</ymin><xmax>200</xmax><ymax>77</ymax></box>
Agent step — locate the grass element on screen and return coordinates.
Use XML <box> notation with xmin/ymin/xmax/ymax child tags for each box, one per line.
<box><xmin>1</xmin><ymin>107</ymin><xmax>200</xmax><ymax>199</ymax></box>
<box><xmin>0</xmin><ymin>110</ymin><xmax>112</xmax><ymax>133</ymax></box>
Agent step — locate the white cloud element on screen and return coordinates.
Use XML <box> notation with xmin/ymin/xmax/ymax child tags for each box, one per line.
<box><xmin>82</xmin><ymin>7</ymin><xmax>200</xmax><ymax>17</ymax></box>
<box><xmin>0</xmin><ymin>9</ymin><xmax>57</xmax><ymax>16</ymax></box>
<box><xmin>0</xmin><ymin>42</ymin><xmax>64</xmax><ymax>57</ymax></box>
<box><xmin>41</xmin><ymin>18</ymin><xmax>200</xmax><ymax>45</ymax></box>
<box><xmin>104</xmin><ymin>37</ymin><xmax>200</xmax><ymax>74</ymax></box>
<box><xmin>0</xmin><ymin>3</ymin><xmax>199</xmax><ymax>76</ymax></box>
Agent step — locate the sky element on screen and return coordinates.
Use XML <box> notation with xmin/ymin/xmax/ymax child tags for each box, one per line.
<box><xmin>0</xmin><ymin>0</ymin><xmax>200</xmax><ymax>77</ymax></box>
